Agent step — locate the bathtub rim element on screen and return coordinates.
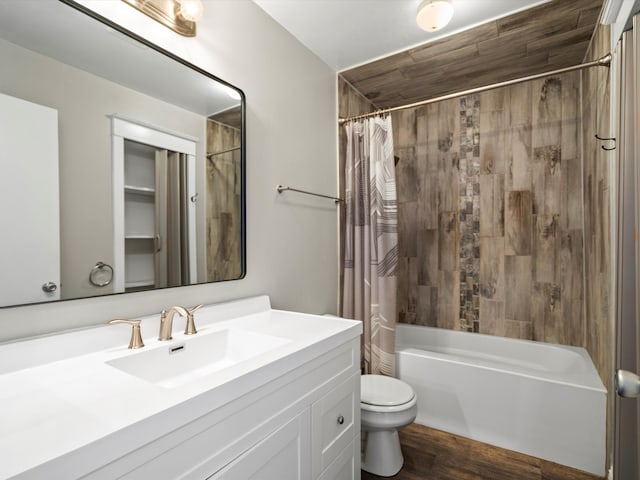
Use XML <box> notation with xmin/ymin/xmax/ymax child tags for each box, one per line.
<box><xmin>395</xmin><ymin>324</ymin><xmax>606</xmax><ymax>392</ymax></box>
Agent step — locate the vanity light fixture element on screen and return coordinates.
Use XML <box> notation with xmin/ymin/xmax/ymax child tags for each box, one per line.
<box><xmin>121</xmin><ymin>0</ymin><xmax>204</xmax><ymax>37</ymax></box>
<box><xmin>416</xmin><ymin>0</ymin><xmax>454</xmax><ymax>32</ymax></box>
<box><xmin>178</xmin><ymin>0</ymin><xmax>204</xmax><ymax>22</ymax></box>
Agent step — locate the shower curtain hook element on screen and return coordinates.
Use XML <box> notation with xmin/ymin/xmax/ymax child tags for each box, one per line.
<box><xmin>594</xmin><ymin>134</ymin><xmax>616</xmax><ymax>151</ymax></box>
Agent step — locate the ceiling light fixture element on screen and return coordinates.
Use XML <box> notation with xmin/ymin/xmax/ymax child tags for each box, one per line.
<box><xmin>416</xmin><ymin>0</ymin><xmax>454</xmax><ymax>32</ymax></box>
<box><xmin>121</xmin><ymin>0</ymin><xmax>203</xmax><ymax>37</ymax></box>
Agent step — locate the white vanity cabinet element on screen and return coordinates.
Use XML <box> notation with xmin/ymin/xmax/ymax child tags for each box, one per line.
<box><xmin>82</xmin><ymin>337</ymin><xmax>360</xmax><ymax>480</ymax></box>
<box><xmin>0</xmin><ymin>300</ymin><xmax>362</xmax><ymax>480</ymax></box>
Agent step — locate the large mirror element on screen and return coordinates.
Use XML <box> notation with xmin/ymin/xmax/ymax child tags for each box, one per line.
<box><xmin>0</xmin><ymin>0</ymin><xmax>245</xmax><ymax>308</ymax></box>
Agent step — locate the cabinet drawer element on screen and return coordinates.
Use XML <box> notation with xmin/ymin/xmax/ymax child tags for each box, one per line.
<box><xmin>318</xmin><ymin>435</ymin><xmax>360</xmax><ymax>480</ymax></box>
<box><xmin>312</xmin><ymin>373</ymin><xmax>359</xmax><ymax>477</ymax></box>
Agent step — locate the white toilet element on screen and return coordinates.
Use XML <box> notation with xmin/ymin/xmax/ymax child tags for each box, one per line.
<box><xmin>360</xmin><ymin>374</ymin><xmax>417</xmax><ymax>477</ymax></box>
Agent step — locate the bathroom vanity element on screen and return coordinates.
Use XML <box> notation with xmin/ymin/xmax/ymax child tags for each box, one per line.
<box><xmin>0</xmin><ymin>297</ymin><xmax>361</xmax><ymax>479</ymax></box>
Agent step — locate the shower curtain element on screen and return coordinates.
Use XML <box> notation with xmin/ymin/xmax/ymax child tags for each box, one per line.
<box><xmin>341</xmin><ymin>116</ymin><xmax>398</xmax><ymax>376</ymax></box>
<box><xmin>155</xmin><ymin>149</ymin><xmax>190</xmax><ymax>288</ymax></box>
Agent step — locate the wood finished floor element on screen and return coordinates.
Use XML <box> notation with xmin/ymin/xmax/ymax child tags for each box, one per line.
<box><xmin>361</xmin><ymin>424</ymin><xmax>605</xmax><ymax>480</ymax></box>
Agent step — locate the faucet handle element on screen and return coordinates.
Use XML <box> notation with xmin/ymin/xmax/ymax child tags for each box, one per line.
<box><xmin>108</xmin><ymin>319</ymin><xmax>145</xmax><ymax>349</ymax></box>
<box><xmin>184</xmin><ymin>304</ymin><xmax>203</xmax><ymax>335</ymax></box>
<box><xmin>159</xmin><ymin>309</ymin><xmax>173</xmax><ymax>341</ymax></box>
<box><xmin>187</xmin><ymin>304</ymin><xmax>203</xmax><ymax>314</ymax></box>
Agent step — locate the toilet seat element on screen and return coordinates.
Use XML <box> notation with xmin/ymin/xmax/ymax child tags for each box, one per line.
<box><xmin>361</xmin><ymin>374</ymin><xmax>416</xmax><ymax>413</ymax></box>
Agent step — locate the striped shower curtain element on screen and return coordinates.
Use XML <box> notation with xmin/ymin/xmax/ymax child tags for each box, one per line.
<box><xmin>341</xmin><ymin>116</ymin><xmax>398</xmax><ymax>376</ymax></box>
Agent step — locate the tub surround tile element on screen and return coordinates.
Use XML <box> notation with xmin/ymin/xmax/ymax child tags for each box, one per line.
<box><xmin>533</xmin><ymin>214</ymin><xmax>558</xmax><ymax>284</ymax></box>
<box><xmin>438</xmin><ymin>211</ymin><xmax>459</xmax><ymax>272</ymax></box>
<box><xmin>397</xmin><ymin>257</ymin><xmax>410</xmax><ymax>324</ymax></box>
<box><xmin>417</xmin><ymin>229</ymin><xmax>438</xmax><ymax>286</ymax></box>
<box><xmin>532</xmin><ymin>145</ymin><xmax>562</xmax><ymax>215</ymax></box>
<box><xmin>416</xmin><ymin>285</ymin><xmax>438</xmax><ymax>326</ymax></box>
<box><xmin>458</xmin><ymin>95</ymin><xmax>481</xmax><ymax>331</ymax></box>
<box><xmin>479</xmin><ymin>174</ymin><xmax>505</xmax><ymax>237</ymax></box>
<box><xmin>504</xmin><ymin>255</ymin><xmax>533</xmax><ymax>324</ymax></box>
<box><xmin>479</xmin><ymin>237</ymin><xmax>504</xmax><ymax>301</ymax></box>
<box><xmin>388</xmin><ymin>71</ymin><xmax>586</xmax><ymax>346</ymax></box>
<box><xmin>581</xmin><ymin>23</ymin><xmax>611</xmax><ymax>392</ymax></box>
<box><xmin>509</xmin><ymin>82</ymin><xmax>533</xmax><ymax>127</ymax></box>
<box><xmin>532</xmin><ymin>77</ymin><xmax>563</xmax><ymax>149</ymax></box>
<box><xmin>438</xmin><ymin>270</ymin><xmax>460</xmax><ymax>330</ymax></box>
<box><xmin>505</xmin><ymin>190</ymin><xmax>533</xmax><ymax>256</ymax></box>
<box><xmin>508</xmin><ymin>124</ymin><xmax>533</xmax><ymax>192</ymax></box>
<box><xmin>395</xmin><ymin>108</ymin><xmax>417</xmax><ymax>147</ymax></box>
<box><xmin>559</xmin><ymin>230</ymin><xmax>585</xmax><ymax>344</ymax></box>
<box><xmin>479</xmin><ymin>298</ymin><xmax>505</xmax><ymax>336</ymax></box>
<box><xmin>338</xmin><ymin>37</ymin><xmax>601</xmax><ymax>354</ymax></box>
<box><xmin>562</xmin><ymin>156</ymin><xmax>584</xmax><ymax>230</ymax></box>
<box><xmin>398</xmin><ymin>199</ymin><xmax>418</xmax><ymax>258</ymax></box>
<box><xmin>396</xmin><ymin>147</ymin><xmax>419</xmax><ymax>204</ymax></box>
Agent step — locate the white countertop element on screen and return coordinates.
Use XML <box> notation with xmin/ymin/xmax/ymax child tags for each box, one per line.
<box><xmin>0</xmin><ymin>296</ymin><xmax>361</xmax><ymax>479</ymax></box>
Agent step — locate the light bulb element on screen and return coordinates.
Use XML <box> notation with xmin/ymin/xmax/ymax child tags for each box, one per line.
<box><xmin>416</xmin><ymin>0</ymin><xmax>454</xmax><ymax>32</ymax></box>
<box><xmin>178</xmin><ymin>0</ymin><xmax>204</xmax><ymax>22</ymax></box>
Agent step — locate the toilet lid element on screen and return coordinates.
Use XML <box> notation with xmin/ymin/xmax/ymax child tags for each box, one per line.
<box><xmin>361</xmin><ymin>374</ymin><xmax>415</xmax><ymax>406</ymax></box>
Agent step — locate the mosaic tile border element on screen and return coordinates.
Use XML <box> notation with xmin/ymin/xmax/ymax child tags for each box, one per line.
<box><xmin>459</xmin><ymin>94</ymin><xmax>480</xmax><ymax>332</ymax></box>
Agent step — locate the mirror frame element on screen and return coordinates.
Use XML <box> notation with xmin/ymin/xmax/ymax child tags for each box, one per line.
<box><xmin>0</xmin><ymin>0</ymin><xmax>246</xmax><ymax>308</ymax></box>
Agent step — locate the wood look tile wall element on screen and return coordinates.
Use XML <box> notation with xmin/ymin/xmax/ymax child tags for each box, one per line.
<box><xmin>581</xmin><ymin>24</ymin><xmax>611</xmax><ymax>389</ymax></box>
<box><xmin>393</xmin><ymin>70</ymin><xmax>586</xmax><ymax>346</ymax></box>
<box><xmin>206</xmin><ymin>118</ymin><xmax>242</xmax><ymax>281</ymax></box>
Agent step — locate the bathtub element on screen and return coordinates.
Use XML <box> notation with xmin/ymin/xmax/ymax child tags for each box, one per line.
<box><xmin>395</xmin><ymin>324</ymin><xmax>606</xmax><ymax>476</ymax></box>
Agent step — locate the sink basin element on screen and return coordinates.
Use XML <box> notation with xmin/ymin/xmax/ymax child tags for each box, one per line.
<box><xmin>106</xmin><ymin>329</ymin><xmax>290</xmax><ymax>388</ymax></box>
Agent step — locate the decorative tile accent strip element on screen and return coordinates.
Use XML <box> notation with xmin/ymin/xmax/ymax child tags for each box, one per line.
<box><xmin>459</xmin><ymin>94</ymin><xmax>480</xmax><ymax>332</ymax></box>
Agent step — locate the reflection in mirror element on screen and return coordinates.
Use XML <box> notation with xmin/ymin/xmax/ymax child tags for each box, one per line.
<box><xmin>0</xmin><ymin>0</ymin><xmax>245</xmax><ymax>308</ymax></box>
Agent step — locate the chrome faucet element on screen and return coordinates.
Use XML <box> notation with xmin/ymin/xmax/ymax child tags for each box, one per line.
<box><xmin>158</xmin><ymin>306</ymin><xmax>188</xmax><ymax>341</ymax></box>
<box><xmin>158</xmin><ymin>304</ymin><xmax>203</xmax><ymax>340</ymax></box>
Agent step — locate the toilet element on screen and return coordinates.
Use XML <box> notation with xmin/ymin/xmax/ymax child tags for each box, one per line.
<box><xmin>360</xmin><ymin>374</ymin><xmax>417</xmax><ymax>477</ymax></box>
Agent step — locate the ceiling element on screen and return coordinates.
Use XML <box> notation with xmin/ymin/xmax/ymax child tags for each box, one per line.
<box><xmin>254</xmin><ymin>0</ymin><xmax>604</xmax><ymax>110</ymax></box>
<box><xmin>253</xmin><ymin>0</ymin><xmax>553</xmax><ymax>71</ymax></box>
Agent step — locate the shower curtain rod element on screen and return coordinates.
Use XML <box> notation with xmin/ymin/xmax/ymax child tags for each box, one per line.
<box><xmin>338</xmin><ymin>53</ymin><xmax>612</xmax><ymax>124</ymax></box>
<box><xmin>206</xmin><ymin>145</ymin><xmax>241</xmax><ymax>159</ymax></box>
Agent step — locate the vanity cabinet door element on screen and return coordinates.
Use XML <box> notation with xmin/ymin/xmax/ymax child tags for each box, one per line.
<box><xmin>317</xmin><ymin>437</ymin><xmax>360</xmax><ymax>480</ymax></box>
<box><xmin>311</xmin><ymin>373</ymin><xmax>359</xmax><ymax>478</ymax></box>
<box><xmin>208</xmin><ymin>410</ymin><xmax>311</xmax><ymax>480</ymax></box>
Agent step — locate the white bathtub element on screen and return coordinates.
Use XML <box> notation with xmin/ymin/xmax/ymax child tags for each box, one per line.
<box><xmin>395</xmin><ymin>324</ymin><xmax>606</xmax><ymax>476</ymax></box>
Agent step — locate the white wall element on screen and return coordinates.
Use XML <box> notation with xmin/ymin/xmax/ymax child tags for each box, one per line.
<box><xmin>0</xmin><ymin>0</ymin><xmax>338</xmax><ymax>342</ymax></box>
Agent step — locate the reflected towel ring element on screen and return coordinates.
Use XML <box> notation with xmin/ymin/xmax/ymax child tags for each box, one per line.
<box><xmin>89</xmin><ymin>261</ymin><xmax>113</xmax><ymax>287</ymax></box>
<box><xmin>595</xmin><ymin>134</ymin><xmax>616</xmax><ymax>151</ymax></box>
